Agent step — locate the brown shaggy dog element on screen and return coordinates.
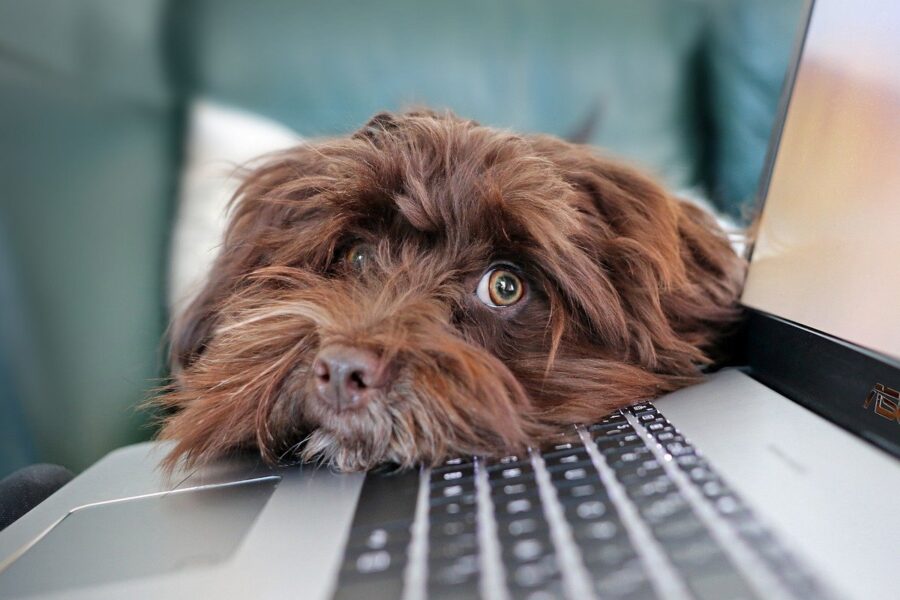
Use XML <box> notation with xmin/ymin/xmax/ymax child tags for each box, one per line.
<box><xmin>155</xmin><ymin>110</ymin><xmax>744</xmax><ymax>472</ymax></box>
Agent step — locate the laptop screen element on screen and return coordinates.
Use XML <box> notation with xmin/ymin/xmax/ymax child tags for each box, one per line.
<box><xmin>741</xmin><ymin>0</ymin><xmax>900</xmax><ymax>363</ymax></box>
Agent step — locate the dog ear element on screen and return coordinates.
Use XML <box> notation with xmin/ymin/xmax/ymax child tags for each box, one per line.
<box><xmin>353</xmin><ymin>111</ymin><xmax>401</xmax><ymax>142</ymax></box>
<box><xmin>168</xmin><ymin>147</ymin><xmax>327</xmax><ymax>372</ymax></box>
<box><xmin>354</xmin><ymin>109</ymin><xmax>479</xmax><ymax>145</ymax></box>
<box><xmin>168</xmin><ymin>216</ymin><xmax>259</xmax><ymax>372</ymax></box>
<box><xmin>531</xmin><ymin>137</ymin><xmax>745</xmax><ymax>370</ymax></box>
<box><xmin>168</xmin><ymin>254</ymin><xmax>241</xmax><ymax>372</ymax></box>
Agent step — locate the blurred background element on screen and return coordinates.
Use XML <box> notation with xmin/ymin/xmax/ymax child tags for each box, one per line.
<box><xmin>0</xmin><ymin>0</ymin><xmax>804</xmax><ymax>478</ymax></box>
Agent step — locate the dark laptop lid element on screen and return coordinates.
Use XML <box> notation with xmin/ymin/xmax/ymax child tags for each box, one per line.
<box><xmin>740</xmin><ymin>0</ymin><xmax>900</xmax><ymax>457</ymax></box>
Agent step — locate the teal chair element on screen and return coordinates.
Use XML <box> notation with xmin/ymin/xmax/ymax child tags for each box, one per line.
<box><xmin>0</xmin><ymin>0</ymin><xmax>803</xmax><ymax>475</ymax></box>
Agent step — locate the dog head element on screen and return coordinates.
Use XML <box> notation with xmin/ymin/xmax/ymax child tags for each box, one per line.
<box><xmin>156</xmin><ymin>110</ymin><xmax>744</xmax><ymax>472</ymax></box>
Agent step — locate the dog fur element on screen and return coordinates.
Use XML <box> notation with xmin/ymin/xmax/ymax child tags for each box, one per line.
<box><xmin>154</xmin><ymin>110</ymin><xmax>744</xmax><ymax>472</ymax></box>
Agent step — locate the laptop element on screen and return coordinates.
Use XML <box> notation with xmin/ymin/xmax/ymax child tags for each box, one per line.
<box><xmin>1</xmin><ymin>0</ymin><xmax>898</xmax><ymax>597</ymax></box>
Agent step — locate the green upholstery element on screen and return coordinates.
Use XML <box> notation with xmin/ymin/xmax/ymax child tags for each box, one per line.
<box><xmin>0</xmin><ymin>0</ymin><xmax>803</xmax><ymax>475</ymax></box>
<box><xmin>0</xmin><ymin>0</ymin><xmax>179</xmax><ymax>473</ymax></box>
<box><xmin>704</xmin><ymin>0</ymin><xmax>806</xmax><ymax>219</ymax></box>
<box><xmin>175</xmin><ymin>0</ymin><xmax>707</xmax><ymax>190</ymax></box>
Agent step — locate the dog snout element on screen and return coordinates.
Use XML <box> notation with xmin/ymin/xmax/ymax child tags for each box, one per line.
<box><xmin>313</xmin><ymin>345</ymin><xmax>387</xmax><ymax>411</ymax></box>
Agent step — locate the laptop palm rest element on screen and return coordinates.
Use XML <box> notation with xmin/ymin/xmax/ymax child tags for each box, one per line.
<box><xmin>655</xmin><ymin>369</ymin><xmax>900</xmax><ymax>600</ymax></box>
<box><xmin>0</xmin><ymin>477</ymin><xmax>279</xmax><ymax>597</ymax></box>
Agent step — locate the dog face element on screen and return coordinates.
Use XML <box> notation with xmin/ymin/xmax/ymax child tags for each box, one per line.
<box><xmin>157</xmin><ymin>111</ymin><xmax>744</xmax><ymax>472</ymax></box>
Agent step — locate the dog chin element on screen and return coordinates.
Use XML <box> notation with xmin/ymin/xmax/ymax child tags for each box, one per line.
<box><xmin>299</xmin><ymin>427</ymin><xmax>393</xmax><ymax>472</ymax></box>
<box><xmin>295</xmin><ymin>396</ymin><xmax>399</xmax><ymax>470</ymax></box>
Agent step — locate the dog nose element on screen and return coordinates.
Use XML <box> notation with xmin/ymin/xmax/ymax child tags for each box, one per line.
<box><xmin>313</xmin><ymin>345</ymin><xmax>385</xmax><ymax>411</ymax></box>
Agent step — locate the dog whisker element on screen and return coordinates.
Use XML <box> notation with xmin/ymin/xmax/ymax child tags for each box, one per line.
<box><xmin>276</xmin><ymin>432</ymin><xmax>314</xmax><ymax>465</ymax></box>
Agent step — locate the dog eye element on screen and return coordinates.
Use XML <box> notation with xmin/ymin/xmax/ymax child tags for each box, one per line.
<box><xmin>345</xmin><ymin>243</ymin><xmax>372</xmax><ymax>270</ymax></box>
<box><xmin>476</xmin><ymin>268</ymin><xmax>525</xmax><ymax>307</ymax></box>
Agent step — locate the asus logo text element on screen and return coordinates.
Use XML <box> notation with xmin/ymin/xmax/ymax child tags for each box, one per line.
<box><xmin>864</xmin><ymin>383</ymin><xmax>900</xmax><ymax>423</ymax></box>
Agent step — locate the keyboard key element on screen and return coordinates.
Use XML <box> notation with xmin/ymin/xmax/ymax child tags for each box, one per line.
<box><xmin>713</xmin><ymin>494</ymin><xmax>747</xmax><ymax>517</ymax></box>
<box><xmin>354</xmin><ymin>549</ymin><xmax>396</xmax><ymax>575</ymax></box>
<box><xmin>541</xmin><ymin>446</ymin><xmax>589</xmax><ymax>464</ymax></box>
<box><xmin>555</xmin><ymin>481</ymin><xmax>609</xmax><ymax>505</ymax></box>
<box><xmin>429</xmin><ymin>480</ymin><xmax>476</xmax><ymax>501</ymax></box>
<box><xmin>543</xmin><ymin>437</ymin><xmax>583</xmax><ymax>453</ymax></box>
<box><xmin>590</xmin><ymin>557</ymin><xmax>653</xmax><ymax>599</ymax></box>
<box><xmin>429</xmin><ymin>490</ymin><xmax>477</xmax><ymax>508</ymax></box>
<box><xmin>427</xmin><ymin>581</ymin><xmax>481</xmax><ymax>600</ymax></box>
<box><xmin>428</xmin><ymin>553</ymin><xmax>480</xmax><ymax>586</ymax></box>
<box><xmin>624</xmin><ymin>475</ymin><xmax>677</xmax><ymax>501</ymax></box>
<box><xmin>429</xmin><ymin>533</ymin><xmax>479</xmax><ymax>561</ymax></box>
<box><xmin>495</xmin><ymin>497</ymin><xmax>544</xmax><ymax>522</ymax></box>
<box><xmin>580</xmin><ymin>540</ymin><xmax>639</xmax><ymax>569</ymax></box>
<box><xmin>511</xmin><ymin>537</ymin><xmax>550</xmax><ymax>562</ymax></box>
<box><xmin>430</xmin><ymin>517</ymin><xmax>478</xmax><ymax>539</ymax></box>
<box><xmin>564</xmin><ymin>498</ymin><xmax>610</xmax><ymax>522</ymax></box>
<box><xmin>543</xmin><ymin>457</ymin><xmax>596</xmax><ymax>474</ymax></box>
<box><xmin>637</xmin><ymin>492</ymin><xmax>691</xmax><ymax>524</ymax></box>
<box><xmin>595</xmin><ymin>433</ymin><xmax>643</xmax><ymax>452</ymax></box>
<box><xmin>650</xmin><ymin>513</ymin><xmax>707</xmax><ymax>543</ymax></box>
<box><xmin>683</xmin><ymin>569</ymin><xmax>758</xmax><ymax>600</ymax></box>
<box><xmin>431</xmin><ymin>464</ymin><xmax>475</xmax><ymax>481</ymax></box>
<box><xmin>687</xmin><ymin>466</ymin><xmax>716</xmax><ymax>483</ymax></box>
<box><xmin>594</xmin><ymin>422</ymin><xmax>634</xmax><ymax>437</ymax></box>
<box><xmin>588</xmin><ymin>413</ymin><xmax>626</xmax><ymax>429</ymax></box>
<box><xmin>572</xmin><ymin>517</ymin><xmax>625</xmax><ymax>543</ymax></box>
<box><xmin>666</xmin><ymin>533</ymin><xmax>731</xmax><ymax>572</ymax></box>
<box><xmin>587</xmin><ymin>421</ymin><xmax>631</xmax><ymax>435</ymax></box>
<box><xmin>491</xmin><ymin>482</ymin><xmax>542</xmax><ymax>503</ymax></box>
<box><xmin>605</xmin><ymin>449</ymin><xmax>653</xmax><ymax>471</ymax></box>
<box><xmin>508</xmin><ymin>554</ymin><xmax>560</xmax><ymax>589</ymax></box>
<box><xmin>699</xmin><ymin>480</ymin><xmax>728</xmax><ymax>499</ymax></box>
<box><xmin>502</xmin><ymin>513</ymin><xmax>545</xmax><ymax>533</ymax></box>
<box><xmin>486</xmin><ymin>458</ymin><xmax>532</xmax><ymax>473</ymax></box>
<box><xmin>488</xmin><ymin>472</ymin><xmax>537</xmax><ymax>489</ymax></box>
<box><xmin>497</xmin><ymin>465</ymin><xmax>534</xmax><ymax>479</ymax></box>
<box><xmin>345</xmin><ymin>523</ymin><xmax>412</xmax><ymax>552</ymax></box>
<box><xmin>430</xmin><ymin>498</ymin><xmax>478</xmax><ymax>522</ymax></box>
<box><xmin>614</xmin><ymin>460</ymin><xmax>665</xmax><ymax>485</ymax></box>
<box><xmin>665</xmin><ymin>442</ymin><xmax>693</xmax><ymax>456</ymax></box>
<box><xmin>339</xmin><ymin>546</ymin><xmax>408</xmax><ymax>582</ymax></box>
<box><xmin>333</xmin><ymin>576</ymin><xmax>406</xmax><ymax>600</ymax></box>
<box><xmin>548</xmin><ymin>465</ymin><xmax>595</xmax><ymax>484</ymax></box>
<box><xmin>440</xmin><ymin>456</ymin><xmax>473</xmax><ymax>467</ymax></box>
<box><xmin>431</xmin><ymin>458</ymin><xmax>475</xmax><ymax>476</ymax></box>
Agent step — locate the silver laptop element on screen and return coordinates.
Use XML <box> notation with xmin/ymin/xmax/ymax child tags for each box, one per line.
<box><xmin>2</xmin><ymin>1</ymin><xmax>898</xmax><ymax>597</ymax></box>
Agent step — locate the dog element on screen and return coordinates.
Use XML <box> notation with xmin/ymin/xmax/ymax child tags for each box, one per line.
<box><xmin>155</xmin><ymin>110</ymin><xmax>745</xmax><ymax>473</ymax></box>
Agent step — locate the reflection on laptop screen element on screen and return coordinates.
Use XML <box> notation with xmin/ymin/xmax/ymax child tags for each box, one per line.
<box><xmin>741</xmin><ymin>0</ymin><xmax>900</xmax><ymax>362</ymax></box>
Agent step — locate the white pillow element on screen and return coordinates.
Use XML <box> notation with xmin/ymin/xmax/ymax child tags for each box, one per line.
<box><xmin>168</xmin><ymin>99</ymin><xmax>303</xmax><ymax>313</ymax></box>
<box><xmin>679</xmin><ymin>187</ymin><xmax>749</xmax><ymax>257</ymax></box>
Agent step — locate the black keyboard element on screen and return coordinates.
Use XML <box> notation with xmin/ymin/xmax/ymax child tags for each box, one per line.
<box><xmin>332</xmin><ymin>404</ymin><xmax>834</xmax><ymax>600</ymax></box>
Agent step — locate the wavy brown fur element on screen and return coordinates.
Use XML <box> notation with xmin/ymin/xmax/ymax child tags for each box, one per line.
<box><xmin>154</xmin><ymin>110</ymin><xmax>744</xmax><ymax>472</ymax></box>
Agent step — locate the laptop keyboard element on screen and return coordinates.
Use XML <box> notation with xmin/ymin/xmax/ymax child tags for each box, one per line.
<box><xmin>332</xmin><ymin>404</ymin><xmax>833</xmax><ymax>600</ymax></box>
